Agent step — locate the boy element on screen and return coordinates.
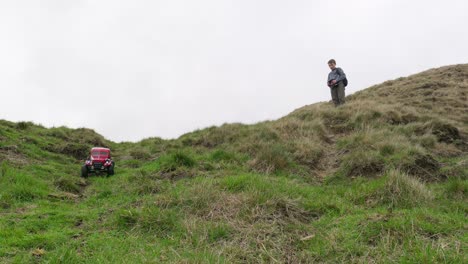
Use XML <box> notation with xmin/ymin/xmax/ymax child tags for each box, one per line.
<box><xmin>327</xmin><ymin>59</ymin><xmax>347</xmax><ymax>106</ymax></box>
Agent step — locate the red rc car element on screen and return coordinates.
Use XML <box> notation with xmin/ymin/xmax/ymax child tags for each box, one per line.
<box><xmin>81</xmin><ymin>147</ymin><xmax>115</xmax><ymax>177</ymax></box>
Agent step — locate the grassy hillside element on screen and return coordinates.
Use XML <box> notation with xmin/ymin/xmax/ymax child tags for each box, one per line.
<box><xmin>1</xmin><ymin>64</ymin><xmax>467</xmax><ymax>263</ymax></box>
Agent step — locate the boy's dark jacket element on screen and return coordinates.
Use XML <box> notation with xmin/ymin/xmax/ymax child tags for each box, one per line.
<box><xmin>327</xmin><ymin>67</ymin><xmax>347</xmax><ymax>87</ymax></box>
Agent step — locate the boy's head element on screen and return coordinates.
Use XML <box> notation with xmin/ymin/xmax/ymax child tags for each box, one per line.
<box><xmin>328</xmin><ymin>59</ymin><xmax>336</xmax><ymax>70</ymax></box>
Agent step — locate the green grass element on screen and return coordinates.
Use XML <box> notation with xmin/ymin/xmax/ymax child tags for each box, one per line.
<box><xmin>0</xmin><ymin>64</ymin><xmax>467</xmax><ymax>263</ymax></box>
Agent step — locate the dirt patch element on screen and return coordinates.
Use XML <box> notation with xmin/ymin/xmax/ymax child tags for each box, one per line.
<box><xmin>196</xmin><ymin>193</ymin><xmax>247</xmax><ymax>221</ymax></box>
<box><xmin>31</xmin><ymin>248</ymin><xmax>46</xmax><ymax>258</ymax></box>
<box><xmin>74</xmin><ymin>218</ymin><xmax>84</xmax><ymax>227</ymax></box>
<box><xmin>46</xmin><ymin>143</ymin><xmax>89</xmax><ymax>160</ymax></box>
<box><xmin>349</xmin><ymin>163</ymin><xmax>384</xmax><ymax>177</ymax></box>
<box><xmin>0</xmin><ymin>145</ymin><xmax>19</xmax><ymax>154</ymax></box>
<box><xmin>265</xmin><ymin>198</ymin><xmax>320</xmax><ymax>224</ymax></box>
<box><xmin>156</xmin><ymin>169</ymin><xmax>196</xmax><ymax>181</ymax></box>
<box><xmin>431</xmin><ymin>122</ymin><xmax>461</xmax><ymax>143</ymax></box>
<box><xmin>48</xmin><ymin>192</ymin><xmax>80</xmax><ymax>200</ymax></box>
<box><xmin>342</xmin><ymin>151</ymin><xmax>385</xmax><ymax>178</ymax></box>
<box><xmin>50</xmin><ymin>178</ymin><xmax>89</xmax><ymax>200</ymax></box>
<box><xmin>0</xmin><ymin>200</ymin><xmax>11</xmax><ymax>209</ymax></box>
<box><xmin>0</xmin><ymin>145</ymin><xmax>28</xmax><ymax>166</ymax></box>
<box><xmin>402</xmin><ymin>154</ymin><xmax>442</xmax><ymax>181</ymax></box>
<box><xmin>432</xmin><ymin>143</ymin><xmax>463</xmax><ymax>157</ymax></box>
<box><xmin>54</xmin><ymin>177</ymin><xmax>81</xmax><ymax>194</ymax></box>
<box><xmin>386</xmin><ymin>111</ymin><xmax>419</xmax><ymax>125</ymax></box>
<box><xmin>323</xmin><ymin>115</ymin><xmax>351</xmax><ymax>134</ymax></box>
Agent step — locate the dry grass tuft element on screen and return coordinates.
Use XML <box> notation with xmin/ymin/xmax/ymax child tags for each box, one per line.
<box><xmin>248</xmin><ymin>143</ymin><xmax>291</xmax><ymax>174</ymax></box>
<box><xmin>47</xmin><ymin>142</ymin><xmax>89</xmax><ymax>160</ymax></box>
<box><xmin>53</xmin><ymin>176</ymin><xmax>82</xmax><ymax>194</ymax></box>
<box><xmin>376</xmin><ymin>170</ymin><xmax>433</xmax><ymax>208</ymax></box>
<box><xmin>400</xmin><ymin>153</ymin><xmax>441</xmax><ymax>181</ymax></box>
<box><xmin>341</xmin><ymin>151</ymin><xmax>385</xmax><ymax>178</ymax></box>
<box><xmin>176</xmin><ymin>182</ymin><xmax>317</xmax><ymax>263</ymax></box>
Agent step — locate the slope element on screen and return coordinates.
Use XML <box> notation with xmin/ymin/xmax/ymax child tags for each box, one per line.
<box><xmin>0</xmin><ymin>64</ymin><xmax>467</xmax><ymax>263</ymax></box>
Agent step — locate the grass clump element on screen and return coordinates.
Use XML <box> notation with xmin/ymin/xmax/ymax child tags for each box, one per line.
<box><xmin>445</xmin><ymin>178</ymin><xmax>467</xmax><ymax>199</ymax></box>
<box><xmin>46</xmin><ymin>127</ymin><xmax>70</xmax><ymax>140</ymax></box>
<box><xmin>337</xmin><ymin>128</ymin><xmax>445</xmax><ymax>180</ymax></box>
<box><xmin>47</xmin><ymin>142</ymin><xmax>89</xmax><ymax>160</ymax></box>
<box><xmin>53</xmin><ymin>177</ymin><xmax>81</xmax><ymax>194</ymax></box>
<box><xmin>375</xmin><ymin>170</ymin><xmax>433</xmax><ymax>208</ymax></box>
<box><xmin>70</xmin><ymin>128</ymin><xmax>109</xmax><ymax>148</ymax></box>
<box><xmin>0</xmin><ymin>160</ymin><xmax>8</xmax><ymax>177</ymax></box>
<box><xmin>129</xmin><ymin>149</ymin><xmax>151</xmax><ymax>160</ymax></box>
<box><xmin>0</xmin><ymin>170</ymin><xmax>49</xmax><ymax>202</ymax></box>
<box><xmin>440</xmin><ymin>159</ymin><xmax>468</xmax><ymax>179</ymax></box>
<box><xmin>16</xmin><ymin>121</ymin><xmax>34</xmax><ymax>130</ymax></box>
<box><xmin>396</xmin><ymin>151</ymin><xmax>441</xmax><ymax>181</ymax></box>
<box><xmin>248</xmin><ymin>144</ymin><xmax>291</xmax><ymax>174</ymax></box>
<box><xmin>340</xmin><ymin>151</ymin><xmax>385</xmax><ymax>178</ymax></box>
<box><xmin>126</xmin><ymin>170</ymin><xmax>163</xmax><ymax>195</ymax></box>
<box><xmin>181</xmin><ymin>123</ymin><xmax>246</xmax><ymax>148</ymax></box>
<box><xmin>115</xmin><ymin>209</ymin><xmax>139</xmax><ymax>228</ymax></box>
<box><xmin>291</xmin><ymin>140</ymin><xmax>324</xmax><ymax>169</ymax></box>
<box><xmin>427</xmin><ymin>120</ymin><xmax>461</xmax><ymax>143</ymax></box>
<box><xmin>206</xmin><ymin>223</ymin><xmax>233</xmax><ymax>243</ymax></box>
<box><xmin>115</xmin><ymin>206</ymin><xmax>182</xmax><ymax>236</ymax></box>
<box><xmin>209</xmin><ymin>149</ymin><xmax>237</xmax><ymax>163</ymax></box>
<box><xmin>139</xmin><ymin>206</ymin><xmax>182</xmax><ymax>235</ymax></box>
<box><xmin>159</xmin><ymin>151</ymin><xmax>196</xmax><ymax>172</ymax></box>
<box><xmin>120</xmin><ymin>159</ymin><xmax>142</xmax><ymax>168</ymax></box>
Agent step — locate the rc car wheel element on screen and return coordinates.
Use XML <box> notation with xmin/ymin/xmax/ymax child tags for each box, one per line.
<box><xmin>107</xmin><ymin>164</ymin><xmax>114</xmax><ymax>176</ymax></box>
<box><xmin>81</xmin><ymin>165</ymin><xmax>88</xmax><ymax>178</ymax></box>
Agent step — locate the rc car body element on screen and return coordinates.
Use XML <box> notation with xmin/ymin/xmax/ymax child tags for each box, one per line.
<box><xmin>81</xmin><ymin>147</ymin><xmax>115</xmax><ymax>177</ymax></box>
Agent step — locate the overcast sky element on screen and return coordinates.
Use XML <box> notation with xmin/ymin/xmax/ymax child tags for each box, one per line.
<box><xmin>1</xmin><ymin>0</ymin><xmax>467</xmax><ymax>142</ymax></box>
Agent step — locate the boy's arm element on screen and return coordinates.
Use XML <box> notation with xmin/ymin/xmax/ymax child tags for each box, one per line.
<box><xmin>327</xmin><ymin>73</ymin><xmax>333</xmax><ymax>87</ymax></box>
<box><xmin>335</xmin><ymin>68</ymin><xmax>346</xmax><ymax>82</ymax></box>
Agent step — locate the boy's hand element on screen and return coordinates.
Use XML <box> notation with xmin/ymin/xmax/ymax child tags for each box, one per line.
<box><xmin>331</xmin><ymin>80</ymin><xmax>337</xmax><ymax>85</ymax></box>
